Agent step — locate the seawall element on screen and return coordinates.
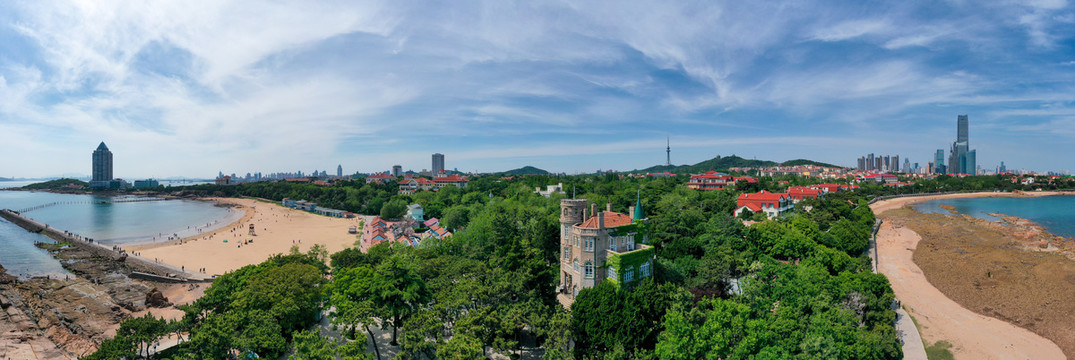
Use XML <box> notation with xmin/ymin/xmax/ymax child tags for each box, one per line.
<box><xmin>0</xmin><ymin>209</ymin><xmax>211</xmax><ymax>282</ymax></box>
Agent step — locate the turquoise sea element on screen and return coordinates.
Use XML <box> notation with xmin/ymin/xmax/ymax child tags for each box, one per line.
<box><xmin>912</xmin><ymin>195</ymin><xmax>1075</xmax><ymax>239</ymax></box>
<box><xmin>0</xmin><ymin>189</ymin><xmax>235</xmax><ymax>278</ymax></box>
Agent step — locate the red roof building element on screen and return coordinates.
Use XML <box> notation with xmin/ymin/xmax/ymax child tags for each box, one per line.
<box><xmin>686</xmin><ymin>171</ymin><xmax>735</xmax><ymax>191</ymax></box>
<box><xmin>365</xmin><ymin>173</ymin><xmax>397</xmax><ymax>184</ymax></box>
<box><xmin>433</xmin><ymin>175</ymin><xmax>469</xmax><ymax>189</ymax></box>
<box><xmin>786</xmin><ymin>186</ymin><xmax>824</xmax><ymax>202</ymax></box>
<box><xmin>578</xmin><ymin>211</ymin><xmax>635</xmax><ymax>229</ymax></box>
<box><xmin>734</xmin><ymin>190</ymin><xmax>793</xmax><ymax>219</ymax></box>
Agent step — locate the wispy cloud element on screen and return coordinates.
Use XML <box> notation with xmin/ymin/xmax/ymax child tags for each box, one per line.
<box><xmin>1</xmin><ymin>1</ymin><xmax>1075</xmax><ymax>176</ymax></box>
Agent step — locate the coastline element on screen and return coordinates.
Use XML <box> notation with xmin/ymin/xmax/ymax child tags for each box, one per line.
<box><xmin>122</xmin><ymin>198</ymin><xmax>249</xmax><ymax>248</ymax></box>
<box><xmin>126</xmin><ymin>197</ymin><xmax>364</xmax><ymax>276</ymax></box>
<box><xmin>872</xmin><ymin>191</ymin><xmax>1072</xmax><ymax>359</ymax></box>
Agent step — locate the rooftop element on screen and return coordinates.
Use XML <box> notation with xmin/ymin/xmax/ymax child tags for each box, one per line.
<box><xmin>578</xmin><ymin>211</ymin><xmax>634</xmax><ymax>229</ymax></box>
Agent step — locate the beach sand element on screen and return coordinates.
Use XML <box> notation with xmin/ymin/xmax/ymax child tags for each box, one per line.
<box><xmin>126</xmin><ymin>198</ymin><xmax>365</xmax><ymax>276</ymax></box>
<box><xmin>872</xmin><ymin>191</ymin><xmax>1070</xmax><ymax>360</ymax></box>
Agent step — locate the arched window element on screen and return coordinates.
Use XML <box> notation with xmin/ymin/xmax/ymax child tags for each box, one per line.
<box><xmin>573</xmin><ymin>260</ymin><xmax>579</xmax><ymax>273</ymax></box>
<box><xmin>584</xmin><ymin>237</ymin><xmax>594</xmax><ymax>251</ymax></box>
<box><xmin>608</xmin><ymin>266</ymin><xmax>617</xmax><ymax>281</ymax></box>
<box><xmin>640</xmin><ymin>262</ymin><xmax>651</xmax><ymax>277</ymax></box>
<box><xmin>584</xmin><ymin>262</ymin><xmax>594</xmax><ymax>278</ymax></box>
<box><xmin>624</xmin><ymin>266</ymin><xmax>635</xmax><ymax>282</ymax></box>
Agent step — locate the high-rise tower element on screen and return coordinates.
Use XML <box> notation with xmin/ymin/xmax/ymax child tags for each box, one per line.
<box><xmin>90</xmin><ymin>142</ymin><xmax>113</xmax><ymax>188</ymax></box>
<box><xmin>432</xmin><ymin>153</ymin><xmax>445</xmax><ymax>175</ymax></box>
<box><xmin>337</xmin><ymin>164</ymin><xmax>343</xmax><ymax>177</ymax></box>
<box><xmin>947</xmin><ymin>115</ymin><xmax>974</xmax><ymax>174</ymax></box>
<box><xmin>665</xmin><ymin>137</ymin><xmax>671</xmax><ymax>166</ymax></box>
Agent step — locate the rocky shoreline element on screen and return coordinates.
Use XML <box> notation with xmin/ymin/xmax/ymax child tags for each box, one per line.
<box><xmin>0</xmin><ymin>241</ymin><xmax>176</xmax><ymax>358</ymax></box>
<box><xmin>891</xmin><ymin>207</ymin><xmax>1075</xmax><ymax>358</ymax></box>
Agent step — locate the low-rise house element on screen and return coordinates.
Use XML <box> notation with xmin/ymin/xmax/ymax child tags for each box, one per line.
<box><xmin>686</xmin><ymin>171</ymin><xmax>735</xmax><ymax>191</ymax></box>
<box><xmin>734</xmin><ymin>190</ymin><xmax>793</xmax><ymax>219</ymax></box>
<box><xmin>786</xmin><ymin>186</ymin><xmax>824</xmax><ymax>203</ymax></box>
<box><xmin>423</xmin><ymin>218</ymin><xmax>440</xmax><ymax>228</ymax></box>
<box><xmin>536</xmin><ymin>183</ymin><xmax>565</xmax><ymax>197</ymax></box>
<box><xmin>398</xmin><ymin>177</ymin><xmax>436</xmax><ymax>194</ymax></box>
<box><xmin>366</xmin><ymin>173</ymin><xmax>397</xmax><ymax>184</ymax></box>
<box><xmin>428</xmin><ymin>225</ymin><xmax>452</xmax><ymax>239</ymax></box>
<box><xmin>406</xmin><ymin>204</ymin><xmax>424</xmax><ymax>222</ymax></box>
<box><xmin>361</xmin><ymin>216</ymin><xmax>414</xmax><ymax>251</ymax></box>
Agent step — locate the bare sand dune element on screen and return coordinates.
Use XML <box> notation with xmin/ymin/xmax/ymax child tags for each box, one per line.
<box><xmin>873</xmin><ymin>192</ymin><xmax>1068</xmax><ymax>360</ymax></box>
<box><xmin>127</xmin><ymin>198</ymin><xmax>365</xmax><ymax>276</ymax></box>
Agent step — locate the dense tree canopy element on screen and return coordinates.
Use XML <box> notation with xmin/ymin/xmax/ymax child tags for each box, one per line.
<box><xmin>86</xmin><ymin>171</ymin><xmax>931</xmax><ymax>359</ymax></box>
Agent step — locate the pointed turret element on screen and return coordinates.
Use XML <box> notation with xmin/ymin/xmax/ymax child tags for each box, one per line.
<box><xmin>633</xmin><ymin>189</ymin><xmax>645</xmax><ymax>221</ymax></box>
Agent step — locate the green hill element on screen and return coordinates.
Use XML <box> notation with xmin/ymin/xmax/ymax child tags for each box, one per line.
<box><xmin>22</xmin><ymin>178</ymin><xmax>88</xmax><ymax>190</ymax></box>
<box><xmin>780</xmin><ymin>159</ymin><xmax>845</xmax><ymax>168</ymax></box>
<box><xmin>634</xmin><ymin>155</ymin><xmax>845</xmax><ymax>174</ymax></box>
<box><xmin>499</xmin><ymin>166</ymin><xmax>550</xmax><ymax>176</ymax></box>
<box><xmin>636</xmin><ymin>155</ymin><xmax>777</xmax><ymax>174</ymax></box>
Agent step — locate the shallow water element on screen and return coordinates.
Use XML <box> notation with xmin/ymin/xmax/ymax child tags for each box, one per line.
<box><xmin>0</xmin><ymin>190</ymin><xmax>235</xmax><ymax>278</ymax></box>
<box><xmin>912</xmin><ymin>195</ymin><xmax>1075</xmax><ymax>238</ymax></box>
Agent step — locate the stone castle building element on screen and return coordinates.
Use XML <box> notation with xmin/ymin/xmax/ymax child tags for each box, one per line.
<box><xmin>558</xmin><ymin>197</ymin><xmax>654</xmax><ymax>306</ymax></box>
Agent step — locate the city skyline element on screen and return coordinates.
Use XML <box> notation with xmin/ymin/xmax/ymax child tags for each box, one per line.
<box><xmin>2</xmin><ymin>2</ymin><xmax>1075</xmax><ymax>178</ymax></box>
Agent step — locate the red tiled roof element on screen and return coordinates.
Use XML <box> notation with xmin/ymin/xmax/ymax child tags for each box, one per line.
<box><xmin>734</xmin><ymin>176</ymin><xmax>759</xmax><ymax>183</ymax></box>
<box><xmin>739</xmin><ymin>203</ymin><xmax>763</xmax><ymax>212</ymax></box>
<box><xmin>434</xmin><ymin>175</ymin><xmax>468</xmax><ymax>182</ymax></box>
<box><xmin>367</xmin><ymin>173</ymin><xmax>396</xmax><ymax>179</ymax></box>
<box><xmin>578</xmin><ymin>211</ymin><xmax>634</xmax><ymax>228</ymax></box>
<box><xmin>737</xmin><ymin>190</ymin><xmax>786</xmax><ymax>202</ymax></box>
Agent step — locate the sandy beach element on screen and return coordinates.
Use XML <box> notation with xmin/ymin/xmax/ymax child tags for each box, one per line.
<box><xmin>872</xmin><ymin>191</ymin><xmax>1071</xmax><ymax>360</ymax></box>
<box><xmin>126</xmin><ymin>198</ymin><xmax>365</xmax><ymax>276</ymax></box>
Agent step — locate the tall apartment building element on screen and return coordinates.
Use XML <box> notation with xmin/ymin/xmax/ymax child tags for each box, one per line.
<box><xmin>90</xmin><ymin>142</ymin><xmax>113</xmax><ymax>189</ymax></box>
<box><xmin>337</xmin><ymin>165</ymin><xmax>343</xmax><ymax>177</ymax></box>
<box><xmin>432</xmin><ymin>153</ymin><xmax>445</xmax><ymax>174</ymax></box>
<box><xmin>392</xmin><ymin>165</ymin><xmax>403</xmax><ymax>177</ymax></box>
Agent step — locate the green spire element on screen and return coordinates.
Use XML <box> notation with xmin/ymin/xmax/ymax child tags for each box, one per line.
<box><xmin>633</xmin><ymin>188</ymin><xmax>644</xmax><ymax>221</ymax></box>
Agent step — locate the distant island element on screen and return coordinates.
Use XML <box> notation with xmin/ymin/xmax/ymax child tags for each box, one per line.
<box><xmin>499</xmin><ymin>166</ymin><xmax>550</xmax><ymax>175</ymax></box>
<box><xmin>20</xmin><ymin>178</ymin><xmax>88</xmax><ymax>190</ymax></box>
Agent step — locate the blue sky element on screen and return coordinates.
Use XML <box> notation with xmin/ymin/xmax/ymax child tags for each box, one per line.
<box><xmin>1</xmin><ymin>1</ymin><xmax>1074</xmax><ymax>178</ymax></box>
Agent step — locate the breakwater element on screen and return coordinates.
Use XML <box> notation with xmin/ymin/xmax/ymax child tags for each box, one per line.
<box><xmin>0</xmin><ymin>209</ymin><xmax>211</xmax><ymax>282</ymax></box>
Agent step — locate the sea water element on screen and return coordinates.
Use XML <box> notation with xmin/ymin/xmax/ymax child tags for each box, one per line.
<box><xmin>912</xmin><ymin>195</ymin><xmax>1075</xmax><ymax>238</ymax></box>
<box><xmin>0</xmin><ymin>190</ymin><xmax>235</xmax><ymax>278</ymax></box>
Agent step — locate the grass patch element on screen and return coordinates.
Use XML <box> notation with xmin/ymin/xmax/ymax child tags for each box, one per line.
<box><xmin>35</xmin><ymin>242</ymin><xmax>71</xmax><ymax>251</ymax></box>
<box><xmin>924</xmin><ymin>340</ymin><xmax>954</xmax><ymax>360</ymax></box>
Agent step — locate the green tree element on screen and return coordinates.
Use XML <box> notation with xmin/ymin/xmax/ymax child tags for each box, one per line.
<box><xmin>327</xmin><ymin>266</ymin><xmax>383</xmax><ymax>360</ymax></box>
<box><xmin>373</xmin><ymin>256</ymin><xmax>432</xmax><ymax>345</ymax></box>
<box><xmin>379</xmin><ymin>199</ymin><xmax>407</xmax><ymax>220</ymax></box>
<box><xmin>116</xmin><ymin>312</ymin><xmax>168</xmax><ymax>358</ymax></box>
<box><xmin>437</xmin><ymin>334</ymin><xmax>485</xmax><ymax>359</ymax></box>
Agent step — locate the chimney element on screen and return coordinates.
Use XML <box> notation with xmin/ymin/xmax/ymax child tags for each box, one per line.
<box><xmin>591</xmin><ymin>203</ymin><xmax>597</xmax><ymax>218</ymax></box>
<box><xmin>629</xmin><ymin>204</ymin><xmax>635</xmax><ymax>219</ymax></box>
<box><xmin>606</xmin><ymin>202</ymin><xmax>611</xmax><ymax>212</ymax></box>
<box><xmin>598</xmin><ymin>211</ymin><xmax>605</xmax><ymax>229</ymax></box>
